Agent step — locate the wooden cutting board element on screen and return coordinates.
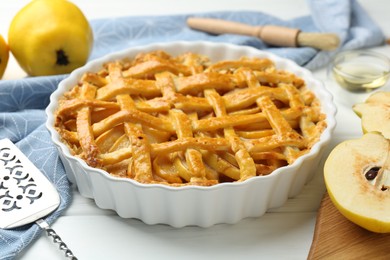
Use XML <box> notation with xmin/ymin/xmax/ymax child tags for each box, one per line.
<box><xmin>308</xmin><ymin>193</ymin><xmax>390</xmax><ymax>259</ymax></box>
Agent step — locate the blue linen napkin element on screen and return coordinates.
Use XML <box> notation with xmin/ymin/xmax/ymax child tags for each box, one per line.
<box><xmin>0</xmin><ymin>0</ymin><xmax>384</xmax><ymax>259</ymax></box>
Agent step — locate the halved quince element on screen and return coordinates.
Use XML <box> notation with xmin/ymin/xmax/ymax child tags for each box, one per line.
<box><xmin>353</xmin><ymin>91</ymin><xmax>390</xmax><ymax>139</ymax></box>
<box><xmin>324</xmin><ymin>133</ymin><xmax>390</xmax><ymax>233</ymax></box>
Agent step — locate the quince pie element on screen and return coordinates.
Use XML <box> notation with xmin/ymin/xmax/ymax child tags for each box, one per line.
<box><xmin>54</xmin><ymin>50</ymin><xmax>327</xmax><ymax>186</ymax></box>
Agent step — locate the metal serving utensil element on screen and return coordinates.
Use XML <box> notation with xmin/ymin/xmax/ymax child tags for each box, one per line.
<box><xmin>0</xmin><ymin>138</ymin><xmax>77</xmax><ymax>259</ymax></box>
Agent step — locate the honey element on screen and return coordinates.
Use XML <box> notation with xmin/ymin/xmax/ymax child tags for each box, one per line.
<box><xmin>331</xmin><ymin>50</ymin><xmax>390</xmax><ymax>93</ymax></box>
<box><xmin>332</xmin><ymin>63</ymin><xmax>389</xmax><ymax>92</ymax></box>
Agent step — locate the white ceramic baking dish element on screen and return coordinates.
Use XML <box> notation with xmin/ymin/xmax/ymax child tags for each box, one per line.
<box><xmin>46</xmin><ymin>41</ymin><xmax>336</xmax><ymax>228</ymax></box>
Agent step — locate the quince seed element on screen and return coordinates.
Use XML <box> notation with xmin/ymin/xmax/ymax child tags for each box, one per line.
<box><xmin>365</xmin><ymin>166</ymin><xmax>380</xmax><ymax>180</ymax></box>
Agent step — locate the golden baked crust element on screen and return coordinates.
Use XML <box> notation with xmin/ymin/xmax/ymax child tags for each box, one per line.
<box><xmin>54</xmin><ymin>50</ymin><xmax>327</xmax><ymax>186</ymax></box>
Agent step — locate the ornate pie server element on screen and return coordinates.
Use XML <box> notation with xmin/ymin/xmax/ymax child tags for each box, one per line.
<box><xmin>0</xmin><ymin>138</ymin><xmax>77</xmax><ymax>260</ymax></box>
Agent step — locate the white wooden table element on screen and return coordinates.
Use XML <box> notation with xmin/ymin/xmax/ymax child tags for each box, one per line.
<box><xmin>0</xmin><ymin>1</ymin><xmax>388</xmax><ymax>259</ymax></box>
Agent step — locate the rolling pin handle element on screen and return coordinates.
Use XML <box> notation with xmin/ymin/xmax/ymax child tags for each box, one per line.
<box><xmin>259</xmin><ymin>25</ymin><xmax>300</xmax><ymax>48</ymax></box>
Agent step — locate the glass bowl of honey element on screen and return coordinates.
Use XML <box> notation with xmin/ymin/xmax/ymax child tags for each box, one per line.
<box><xmin>331</xmin><ymin>50</ymin><xmax>390</xmax><ymax>92</ymax></box>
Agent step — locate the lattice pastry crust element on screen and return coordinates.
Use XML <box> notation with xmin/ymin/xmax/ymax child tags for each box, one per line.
<box><xmin>54</xmin><ymin>50</ymin><xmax>327</xmax><ymax>186</ymax></box>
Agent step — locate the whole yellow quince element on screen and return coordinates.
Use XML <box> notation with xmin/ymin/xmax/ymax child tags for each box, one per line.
<box><xmin>8</xmin><ymin>0</ymin><xmax>93</xmax><ymax>76</ymax></box>
<box><xmin>0</xmin><ymin>34</ymin><xmax>9</xmax><ymax>79</ymax></box>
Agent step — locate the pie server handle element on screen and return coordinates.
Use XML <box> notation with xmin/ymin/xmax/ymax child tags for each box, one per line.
<box><xmin>36</xmin><ymin>219</ymin><xmax>78</xmax><ymax>260</ymax></box>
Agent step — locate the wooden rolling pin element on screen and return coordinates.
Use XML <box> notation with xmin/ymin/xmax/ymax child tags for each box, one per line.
<box><xmin>187</xmin><ymin>17</ymin><xmax>340</xmax><ymax>51</ymax></box>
